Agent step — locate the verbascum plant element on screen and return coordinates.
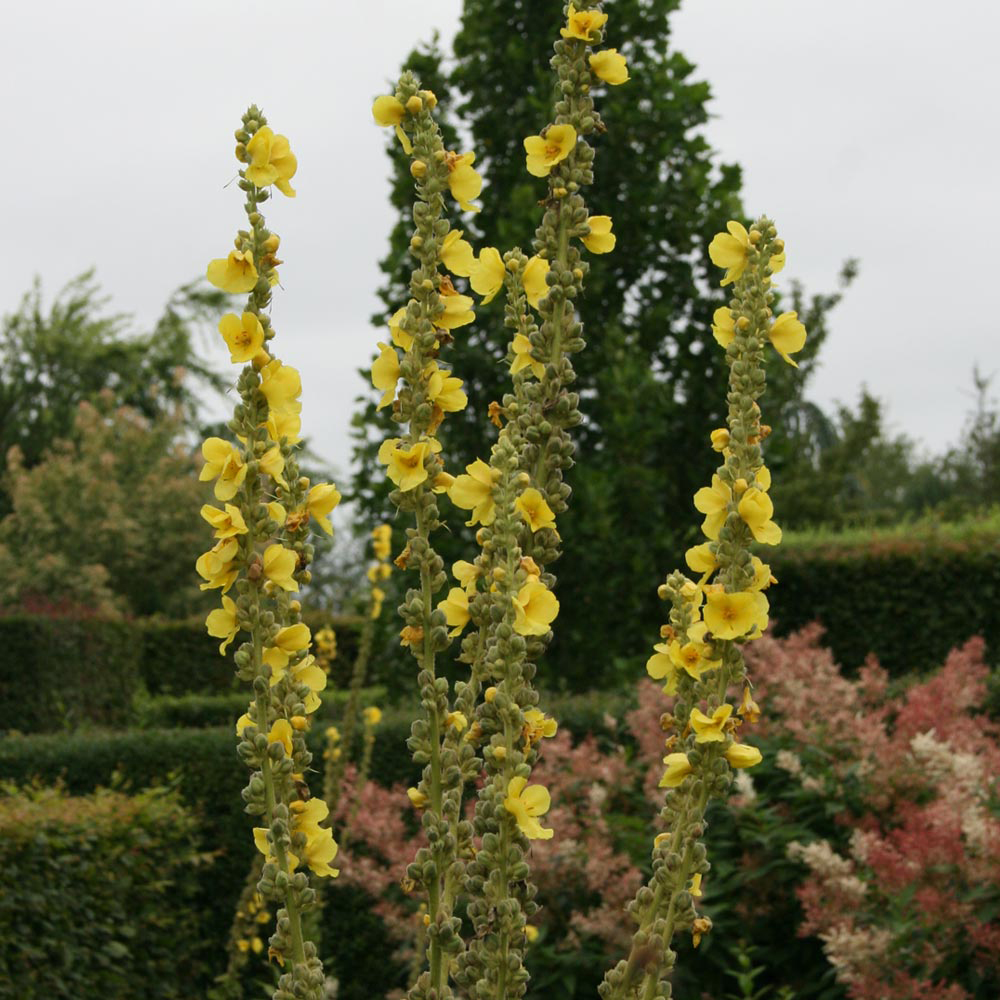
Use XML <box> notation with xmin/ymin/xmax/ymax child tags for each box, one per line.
<box><xmin>370</xmin><ymin>4</ymin><xmax>624</xmax><ymax>998</ymax></box>
<box><xmin>451</xmin><ymin>6</ymin><xmax>623</xmax><ymax>998</ymax></box>
<box><xmin>323</xmin><ymin>523</ymin><xmax>392</xmax><ymax>819</ymax></box>
<box><xmin>370</xmin><ymin>73</ymin><xmax>478</xmax><ymax>1000</ymax></box>
<box><xmin>197</xmin><ymin>106</ymin><xmax>342</xmax><ymax>1000</ymax></box>
<box><xmin>600</xmin><ymin>217</ymin><xmax>806</xmax><ymax>1000</ymax></box>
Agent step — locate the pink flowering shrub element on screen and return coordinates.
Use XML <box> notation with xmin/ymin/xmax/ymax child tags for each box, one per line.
<box><xmin>745</xmin><ymin>629</ymin><xmax>1000</xmax><ymax>1000</ymax></box>
<box><xmin>331</xmin><ymin>630</ymin><xmax>1000</xmax><ymax>999</ymax></box>
<box><xmin>332</xmin><ymin>734</ymin><xmax>643</xmax><ymax>979</ymax></box>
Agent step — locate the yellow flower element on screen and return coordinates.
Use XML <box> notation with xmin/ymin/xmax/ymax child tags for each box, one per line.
<box><xmin>690</xmin><ymin>703</ymin><xmax>733</xmax><ymax>743</ymax></box>
<box><xmin>363</xmin><ymin>705</ymin><xmax>383</xmax><ymax>727</ymax></box>
<box><xmin>308</xmin><ymin>483</ymin><xmax>341</xmax><ymax>536</ymax></box>
<box><xmin>371</xmin><ymin>342</ymin><xmax>400</xmax><ymax>410</ymax></box>
<box><xmin>470</xmin><ymin>247</ymin><xmax>506</xmax><ymax>303</ymax></box>
<box><xmin>268</xmin><ymin>501</ymin><xmax>287</xmax><ymax>526</ymax></box>
<box><xmin>693</xmin><ymin>474</ymin><xmax>732</xmax><ymax>540</ymax></box>
<box><xmin>426</xmin><ymin>364</ymin><xmax>468</xmax><ymax>413</ymax></box>
<box><xmin>388</xmin><ymin>306</ymin><xmax>413</xmax><ymax>351</ymax></box>
<box><xmin>290</xmin><ymin>799</ymin><xmax>340</xmax><ymax>877</ymax></box>
<box><xmin>708</xmin><ymin>221</ymin><xmax>750</xmax><ymax>286</ymax></box>
<box><xmin>407</xmin><ymin>787</ymin><xmax>428</xmax><ymax>809</ymax></box>
<box><xmin>646</xmin><ymin>642</ymin><xmax>678</xmax><ymax>695</ymax></box>
<box><xmin>659</xmin><ymin>752</ymin><xmax>693</xmax><ymax>788</ymax></box>
<box><xmin>448</xmin><ymin>459</ymin><xmax>495</xmax><ymax>526</ymax></box>
<box><xmin>525</xmin><ymin>925</ymin><xmax>539</xmax><ymax>944</ymax></box>
<box><xmin>437</xmin><ymin>284</ymin><xmax>476</xmax><ymax>330</ymax></box>
<box><xmin>737</xmin><ymin>488</ymin><xmax>782</xmax><ymax>545</ymax></box>
<box><xmin>507</xmin><ymin>334</ymin><xmax>543</xmax><ymax>381</ymax></box>
<box><xmin>523</xmin><ymin>256</ymin><xmax>550</xmax><ymax>309</ymax></box>
<box><xmin>259</xmin><ymin>445</ymin><xmax>287</xmax><ymax>488</ymax></box>
<box><xmin>206</xmin><ymin>595</ymin><xmax>239</xmax><ymax>654</ymax></box>
<box><xmin>589</xmin><ymin>48</ymin><xmax>629</xmax><ymax>84</ymax></box>
<box><xmin>372</xmin><ymin>95</ymin><xmax>411</xmax><ymax>154</ymax></box>
<box><xmin>267</xmin><ymin>408</ymin><xmax>301</xmax><ymax>446</ymax></box>
<box><xmin>259</xmin><ymin>359</ymin><xmax>302</xmax><ymax>418</ymax></box>
<box><xmin>668</xmin><ymin>621</ymin><xmax>721</xmax><ymax>679</ymax></box>
<box><xmin>689</xmin><ymin>873</ymin><xmax>703</xmax><ymax>898</ymax></box>
<box><xmin>236</xmin><ymin>707</ymin><xmax>255</xmax><ymax>736</ymax></box>
<box><xmin>218</xmin><ymin>312</ymin><xmax>264</xmax><ymax>364</ymax></box>
<box><xmin>379</xmin><ymin>439</ymin><xmax>432</xmax><ymax>492</ymax></box>
<box><xmin>711</xmin><ymin>307</ymin><xmax>735</xmax><ymax>348</ymax></box>
<box><xmin>291</xmin><ymin>654</ymin><xmax>327</xmax><ymax>713</ymax></box>
<box><xmin>200</xmin><ymin>503</ymin><xmax>248</xmax><ymax>540</ymax></box>
<box><xmin>513</xmin><ymin>578</ymin><xmax>559</xmax><ymax>636</ymax></box>
<box><xmin>738</xmin><ymin>686</ymin><xmax>761</xmax><ymax>723</ymax></box>
<box><xmin>372</xmin><ymin>523</ymin><xmax>392</xmax><ymax>562</ymax></box>
<box><xmin>523</xmin><ymin>708</ymin><xmax>558</xmax><ymax>746</ymax></box>
<box><xmin>245</xmin><ymin>126</ymin><xmax>297</xmax><ymax>197</ymax></box>
<box><xmin>515</xmin><ymin>488</ymin><xmax>556</xmax><ymax>533</ymax></box>
<box><xmin>582</xmin><ymin>215</ymin><xmax>615</xmax><ymax>254</ymax></box>
<box><xmin>439</xmin><ymin>587</ymin><xmax>471</xmax><ymax>637</ymax></box>
<box><xmin>524</xmin><ymin>124</ymin><xmax>577</xmax><ymax>178</ymax></box>
<box><xmin>442</xmin><ymin>230</ymin><xmax>476</xmax><ymax>277</ymax></box>
<box><xmin>685</xmin><ymin>542</ymin><xmax>717</xmax><ymax>575</ymax></box>
<box><xmin>445</xmin><ymin>710</ymin><xmax>468</xmax><ymax>732</ymax></box>
<box><xmin>267</xmin><ymin>718</ymin><xmax>294</xmax><ymax>759</ymax></box>
<box><xmin>503</xmin><ymin>776</ymin><xmax>553</xmax><ymax>840</ymax></box>
<box><xmin>748</xmin><ymin>556</ymin><xmax>776</xmax><ymax>592</ymax></box>
<box><xmin>726</xmin><ymin>742</ymin><xmax>763</xmax><ymax>769</ymax></box>
<box><xmin>444</xmin><ymin>151</ymin><xmax>482</xmax><ymax>213</ymax></box>
<box><xmin>196</xmin><ymin>538</ymin><xmax>239</xmax><ymax>593</ymax></box>
<box><xmin>263</xmin><ymin>544</ymin><xmax>299</xmax><ymax>593</ymax></box>
<box><xmin>561</xmin><ymin>4</ymin><xmax>608</xmax><ymax>40</ymax></box>
<box><xmin>200</xmin><ymin>438</ymin><xmax>248</xmax><ymax>502</ymax></box>
<box><xmin>704</xmin><ymin>588</ymin><xmax>769</xmax><ymax>640</ymax></box>
<box><xmin>710</xmin><ymin>428</ymin><xmax>730</xmax><ymax>452</ymax></box>
<box><xmin>264</xmin><ymin>623</ymin><xmax>312</xmax><ymax>679</ymax></box>
<box><xmin>372</xmin><ymin>95</ymin><xmax>405</xmax><ymax>126</ymax></box>
<box><xmin>206</xmin><ymin>250</ymin><xmax>258</xmax><ymax>294</ymax></box>
<box><xmin>769</xmin><ymin>311</ymin><xmax>807</xmax><ymax>367</ymax></box>
<box><xmin>453</xmin><ymin>559</ymin><xmax>480</xmax><ymax>593</ymax></box>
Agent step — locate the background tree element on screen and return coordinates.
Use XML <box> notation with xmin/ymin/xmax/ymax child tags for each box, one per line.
<box><xmin>352</xmin><ymin>0</ymin><xmax>852</xmax><ymax>687</ymax></box>
<box><xmin>0</xmin><ymin>271</ymin><xmax>227</xmax><ymax>513</ymax></box>
<box><xmin>0</xmin><ymin>395</ymin><xmax>211</xmax><ymax>618</ymax></box>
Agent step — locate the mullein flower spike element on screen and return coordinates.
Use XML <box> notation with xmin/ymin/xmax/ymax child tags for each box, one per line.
<box><xmin>197</xmin><ymin>107</ymin><xmax>340</xmax><ymax>1000</ymax></box>
<box><xmin>601</xmin><ymin>219</ymin><xmax>804</xmax><ymax>1000</ymax></box>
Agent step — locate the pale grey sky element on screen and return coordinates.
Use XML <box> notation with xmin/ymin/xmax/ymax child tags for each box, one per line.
<box><xmin>3</xmin><ymin>0</ymin><xmax>997</xmax><ymax>483</ymax></box>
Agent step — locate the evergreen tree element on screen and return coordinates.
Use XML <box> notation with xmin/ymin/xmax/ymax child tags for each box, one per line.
<box><xmin>352</xmin><ymin>1</ymin><xmax>847</xmax><ymax>686</ymax></box>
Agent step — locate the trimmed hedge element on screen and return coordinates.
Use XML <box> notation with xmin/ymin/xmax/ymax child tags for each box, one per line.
<box><xmin>0</xmin><ymin>612</ymin><xmax>367</xmax><ymax>733</ymax></box>
<box><xmin>139</xmin><ymin>611</ymin><xmax>366</xmax><ymax>696</ymax></box>
<box><xmin>0</xmin><ymin>691</ymin><xmax>628</xmax><ymax>992</ymax></box>
<box><xmin>0</xmin><ymin>783</ymin><xmax>208</xmax><ymax>999</ymax></box>
<box><xmin>133</xmin><ymin>685</ymin><xmax>388</xmax><ymax>730</ymax></box>
<box><xmin>0</xmin><ymin>615</ymin><xmax>140</xmax><ymax>733</ymax></box>
<box><xmin>771</xmin><ymin>531</ymin><xmax>1000</xmax><ymax>675</ymax></box>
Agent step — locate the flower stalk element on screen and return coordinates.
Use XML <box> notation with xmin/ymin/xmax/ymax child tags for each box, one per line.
<box><xmin>601</xmin><ymin>216</ymin><xmax>802</xmax><ymax>1000</ymax></box>
<box><xmin>198</xmin><ymin>106</ymin><xmax>341</xmax><ymax>1000</ymax></box>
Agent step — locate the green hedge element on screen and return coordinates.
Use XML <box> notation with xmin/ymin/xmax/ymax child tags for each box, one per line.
<box><xmin>771</xmin><ymin>531</ymin><xmax>1000</xmax><ymax>675</ymax></box>
<box><xmin>0</xmin><ymin>691</ymin><xmax>627</xmax><ymax>993</ymax></box>
<box><xmin>0</xmin><ymin>783</ymin><xmax>209</xmax><ymax>999</ymax></box>
<box><xmin>0</xmin><ymin>612</ymin><xmax>367</xmax><ymax>733</ymax></box>
<box><xmin>139</xmin><ymin>611</ymin><xmax>365</xmax><ymax>696</ymax></box>
<box><xmin>134</xmin><ymin>685</ymin><xmax>388</xmax><ymax>730</ymax></box>
<box><xmin>0</xmin><ymin>615</ymin><xmax>139</xmax><ymax>733</ymax></box>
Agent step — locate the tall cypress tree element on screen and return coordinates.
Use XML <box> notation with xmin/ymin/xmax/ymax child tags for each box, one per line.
<box><xmin>352</xmin><ymin>1</ymin><xmax>841</xmax><ymax>686</ymax></box>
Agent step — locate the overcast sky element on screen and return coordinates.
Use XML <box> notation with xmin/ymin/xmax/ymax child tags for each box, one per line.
<box><xmin>3</xmin><ymin>0</ymin><xmax>997</xmax><ymax>484</ymax></box>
